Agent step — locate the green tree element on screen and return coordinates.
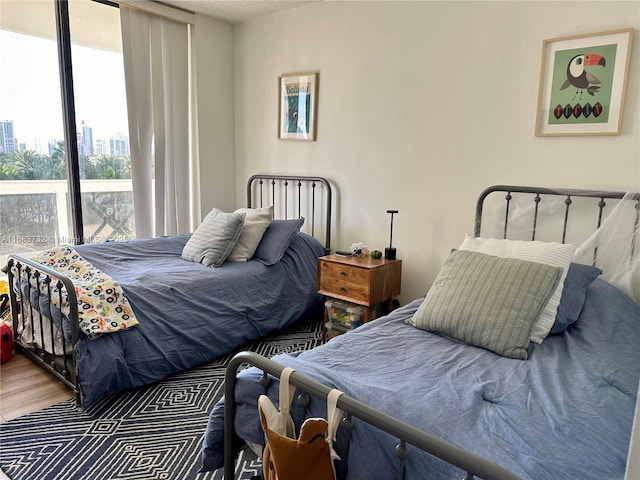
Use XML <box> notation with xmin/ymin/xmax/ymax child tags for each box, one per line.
<box><xmin>5</xmin><ymin>150</ymin><xmax>65</xmax><ymax>180</ymax></box>
<box><xmin>50</xmin><ymin>140</ymin><xmax>65</xmax><ymax>164</ymax></box>
<box><xmin>79</xmin><ymin>155</ymin><xmax>131</xmax><ymax>179</ymax></box>
<box><xmin>94</xmin><ymin>155</ymin><xmax>131</xmax><ymax>179</ymax></box>
<box><xmin>0</xmin><ymin>151</ymin><xmax>19</xmax><ymax>179</ymax></box>
<box><xmin>0</xmin><ymin>142</ymin><xmax>131</xmax><ymax>180</ymax></box>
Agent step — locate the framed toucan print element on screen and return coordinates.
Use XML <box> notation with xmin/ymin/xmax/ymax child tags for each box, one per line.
<box><xmin>535</xmin><ymin>28</ymin><xmax>633</xmax><ymax>136</ymax></box>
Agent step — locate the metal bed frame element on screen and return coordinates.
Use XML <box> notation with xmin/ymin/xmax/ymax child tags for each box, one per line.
<box><xmin>475</xmin><ymin>185</ymin><xmax>638</xmax><ymax>243</ymax></box>
<box><xmin>247</xmin><ymin>174</ymin><xmax>332</xmax><ymax>255</ymax></box>
<box><xmin>223</xmin><ymin>351</ymin><xmax>521</xmax><ymax>480</ymax></box>
<box><xmin>7</xmin><ymin>174</ymin><xmax>333</xmax><ymax>404</ymax></box>
<box><xmin>222</xmin><ymin>185</ymin><xmax>639</xmax><ymax>480</ymax></box>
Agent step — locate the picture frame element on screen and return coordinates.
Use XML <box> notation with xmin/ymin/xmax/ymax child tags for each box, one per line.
<box><xmin>535</xmin><ymin>28</ymin><xmax>633</xmax><ymax>136</ymax></box>
<box><xmin>278</xmin><ymin>72</ymin><xmax>318</xmax><ymax>141</ymax></box>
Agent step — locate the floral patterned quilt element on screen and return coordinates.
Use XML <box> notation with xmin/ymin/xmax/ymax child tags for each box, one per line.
<box><xmin>26</xmin><ymin>245</ymin><xmax>139</xmax><ymax>339</ymax></box>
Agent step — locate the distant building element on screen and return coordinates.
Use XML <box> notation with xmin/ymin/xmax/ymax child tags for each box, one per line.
<box><xmin>31</xmin><ymin>138</ymin><xmax>43</xmax><ymax>155</ymax></box>
<box><xmin>109</xmin><ymin>134</ymin><xmax>129</xmax><ymax>156</ymax></box>
<box><xmin>77</xmin><ymin>120</ymin><xmax>94</xmax><ymax>156</ymax></box>
<box><xmin>82</xmin><ymin>121</ymin><xmax>93</xmax><ymax>155</ymax></box>
<box><xmin>0</xmin><ymin>120</ymin><xmax>17</xmax><ymax>153</ymax></box>
<box><xmin>95</xmin><ymin>138</ymin><xmax>107</xmax><ymax>156</ymax></box>
<box><xmin>48</xmin><ymin>141</ymin><xmax>60</xmax><ymax>157</ymax></box>
<box><xmin>0</xmin><ymin>119</ymin><xmax>129</xmax><ymax>158</ymax></box>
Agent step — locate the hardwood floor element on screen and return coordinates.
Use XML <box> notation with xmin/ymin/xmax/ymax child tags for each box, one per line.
<box><xmin>0</xmin><ymin>352</ymin><xmax>73</xmax><ymax>424</ymax></box>
<box><xmin>0</xmin><ymin>354</ymin><xmax>74</xmax><ymax>479</ymax></box>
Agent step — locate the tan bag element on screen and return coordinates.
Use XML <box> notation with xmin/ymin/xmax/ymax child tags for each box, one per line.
<box><xmin>258</xmin><ymin>367</ymin><xmax>343</xmax><ymax>480</ymax></box>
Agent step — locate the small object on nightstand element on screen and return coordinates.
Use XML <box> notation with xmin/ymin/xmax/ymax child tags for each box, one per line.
<box><xmin>350</xmin><ymin>242</ymin><xmax>368</xmax><ymax>256</ymax></box>
<box><xmin>335</xmin><ymin>250</ymin><xmax>353</xmax><ymax>256</ymax></box>
<box><xmin>385</xmin><ymin>209</ymin><xmax>398</xmax><ymax>260</ymax></box>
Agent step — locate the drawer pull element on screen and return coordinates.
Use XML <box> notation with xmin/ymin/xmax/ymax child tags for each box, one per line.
<box><xmin>340</xmin><ymin>271</ymin><xmax>346</xmax><ymax>276</ymax></box>
<box><xmin>340</xmin><ymin>287</ymin><xmax>347</xmax><ymax>292</ymax></box>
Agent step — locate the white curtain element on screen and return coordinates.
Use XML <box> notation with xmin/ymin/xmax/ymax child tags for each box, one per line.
<box><xmin>574</xmin><ymin>192</ymin><xmax>640</xmax><ymax>303</ymax></box>
<box><xmin>120</xmin><ymin>5</ymin><xmax>200</xmax><ymax>238</ymax></box>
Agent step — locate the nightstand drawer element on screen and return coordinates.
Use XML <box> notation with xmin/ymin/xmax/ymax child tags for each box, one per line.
<box><xmin>319</xmin><ymin>260</ymin><xmax>370</xmax><ymax>283</ymax></box>
<box><xmin>318</xmin><ymin>261</ymin><xmax>370</xmax><ymax>302</ymax></box>
<box><xmin>318</xmin><ymin>275</ymin><xmax>370</xmax><ymax>303</ymax></box>
<box><xmin>318</xmin><ymin>254</ymin><xmax>401</xmax><ymax>303</ymax></box>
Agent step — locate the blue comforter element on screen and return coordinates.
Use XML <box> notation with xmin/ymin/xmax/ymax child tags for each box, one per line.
<box><xmin>202</xmin><ymin>279</ymin><xmax>640</xmax><ymax>479</ymax></box>
<box><xmin>71</xmin><ymin>232</ymin><xmax>324</xmax><ymax>408</ymax></box>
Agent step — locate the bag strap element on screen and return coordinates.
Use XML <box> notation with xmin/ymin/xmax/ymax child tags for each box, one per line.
<box><xmin>326</xmin><ymin>388</ymin><xmax>344</xmax><ymax>462</ymax></box>
<box><xmin>279</xmin><ymin>367</ymin><xmax>295</xmax><ymax>416</ymax></box>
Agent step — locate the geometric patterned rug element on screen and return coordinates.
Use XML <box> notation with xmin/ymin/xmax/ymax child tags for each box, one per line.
<box><xmin>0</xmin><ymin>316</ymin><xmax>323</xmax><ymax>480</ymax></box>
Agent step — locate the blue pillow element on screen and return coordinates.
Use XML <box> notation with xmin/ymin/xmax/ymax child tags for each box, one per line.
<box><xmin>550</xmin><ymin>262</ymin><xmax>602</xmax><ymax>334</ymax></box>
<box><xmin>253</xmin><ymin>218</ymin><xmax>305</xmax><ymax>265</ymax></box>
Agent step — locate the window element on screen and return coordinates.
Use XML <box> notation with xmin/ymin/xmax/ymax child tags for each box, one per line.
<box><xmin>0</xmin><ymin>0</ymin><xmax>133</xmax><ymax>268</ymax></box>
<box><xmin>69</xmin><ymin>0</ymin><xmax>134</xmax><ymax>243</ymax></box>
<box><xmin>0</xmin><ymin>1</ymin><xmax>66</xmax><ymax>265</ymax></box>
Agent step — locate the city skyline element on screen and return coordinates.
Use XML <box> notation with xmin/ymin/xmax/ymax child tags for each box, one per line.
<box><xmin>1</xmin><ymin>118</ymin><xmax>130</xmax><ymax>157</ymax></box>
<box><xmin>1</xmin><ymin>29</ymin><xmax>129</xmax><ymax>153</ymax></box>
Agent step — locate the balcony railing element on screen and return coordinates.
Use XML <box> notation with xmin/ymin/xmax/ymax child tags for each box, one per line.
<box><xmin>0</xmin><ymin>179</ymin><xmax>134</xmax><ymax>267</ymax></box>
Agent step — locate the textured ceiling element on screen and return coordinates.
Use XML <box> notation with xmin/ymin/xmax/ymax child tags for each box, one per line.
<box><xmin>158</xmin><ymin>0</ymin><xmax>321</xmax><ymax>24</ymax></box>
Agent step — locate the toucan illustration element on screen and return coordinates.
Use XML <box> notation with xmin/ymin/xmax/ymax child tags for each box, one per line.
<box><xmin>560</xmin><ymin>53</ymin><xmax>606</xmax><ymax>100</ymax></box>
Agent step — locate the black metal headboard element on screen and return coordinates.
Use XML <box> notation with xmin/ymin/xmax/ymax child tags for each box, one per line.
<box><xmin>475</xmin><ymin>185</ymin><xmax>639</xmax><ymax>240</ymax></box>
<box><xmin>474</xmin><ymin>185</ymin><xmax>639</xmax><ymax>268</ymax></box>
<box><xmin>247</xmin><ymin>174</ymin><xmax>332</xmax><ymax>254</ymax></box>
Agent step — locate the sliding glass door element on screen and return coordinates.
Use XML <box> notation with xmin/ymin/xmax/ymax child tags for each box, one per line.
<box><xmin>0</xmin><ymin>1</ymin><xmax>67</xmax><ymax>265</ymax></box>
<box><xmin>0</xmin><ymin>0</ymin><xmax>133</xmax><ymax>267</ymax></box>
<box><xmin>69</xmin><ymin>0</ymin><xmax>134</xmax><ymax>243</ymax></box>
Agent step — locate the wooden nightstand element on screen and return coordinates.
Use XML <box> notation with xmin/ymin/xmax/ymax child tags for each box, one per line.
<box><xmin>318</xmin><ymin>254</ymin><xmax>402</xmax><ymax>340</ymax></box>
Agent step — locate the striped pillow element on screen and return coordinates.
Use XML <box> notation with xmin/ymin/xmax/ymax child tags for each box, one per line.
<box><xmin>459</xmin><ymin>235</ymin><xmax>575</xmax><ymax>343</ymax></box>
<box><xmin>181</xmin><ymin>208</ymin><xmax>246</xmax><ymax>267</ymax></box>
<box><xmin>407</xmin><ymin>250</ymin><xmax>561</xmax><ymax>359</ymax></box>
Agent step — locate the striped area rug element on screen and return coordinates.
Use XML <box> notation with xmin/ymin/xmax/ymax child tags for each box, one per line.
<box><xmin>0</xmin><ymin>316</ymin><xmax>323</xmax><ymax>480</ymax></box>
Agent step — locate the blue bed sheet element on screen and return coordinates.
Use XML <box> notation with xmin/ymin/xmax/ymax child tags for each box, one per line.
<box><xmin>202</xmin><ymin>279</ymin><xmax>640</xmax><ymax>479</ymax></box>
<box><xmin>70</xmin><ymin>232</ymin><xmax>324</xmax><ymax>408</ymax></box>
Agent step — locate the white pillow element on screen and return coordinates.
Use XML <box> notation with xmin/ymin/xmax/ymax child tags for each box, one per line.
<box><xmin>227</xmin><ymin>206</ymin><xmax>274</xmax><ymax>262</ymax></box>
<box><xmin>459</xmin><ymin>234</ymin><xmax>575</xmax><ymax>343</ymax></box>
<box><xmin>181</xmin><ymin>208</ymin><xmax>245</xmax><ymax>267</ymax></box>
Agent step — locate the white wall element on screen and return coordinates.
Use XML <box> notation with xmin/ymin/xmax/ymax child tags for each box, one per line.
<box><xmin>232</xmin><ymin>0</ymin><xmax>640</xmax><ymax>303</ymax></box>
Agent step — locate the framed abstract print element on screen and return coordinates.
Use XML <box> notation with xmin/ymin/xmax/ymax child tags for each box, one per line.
<box><xmin>278</xmin><ymin>72</ymin><xmax>318</xmax><ymax>141</ymax></box>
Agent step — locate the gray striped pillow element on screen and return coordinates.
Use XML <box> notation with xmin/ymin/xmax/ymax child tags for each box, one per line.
<box><xmin>407</xmin><ymin>250</ymin><xmax>561</xmax><ymax>359</ymax></box>
<box><xmin>181</xmin><ymin>208</ymin><xmax>246</xmax><ymax>267</ymax></box>
<box><xmin>458</xmin><ymin>235</ymin><xmax>575</xmax><ymax>343</ymax></box>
